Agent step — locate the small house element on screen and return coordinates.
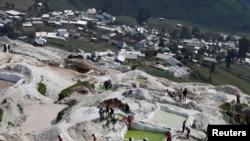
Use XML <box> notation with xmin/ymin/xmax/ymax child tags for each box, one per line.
<box><xmin>116</xmin><ymin>41</ymin><xmax>128</xmax><ymax>49</ymax></box>
<box><xmin>34</xmin><ymin>37</ymin><xmax>47</xmax><ymax>46</ymax></box>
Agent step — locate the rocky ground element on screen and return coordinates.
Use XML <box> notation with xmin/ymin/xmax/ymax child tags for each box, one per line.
<box><xmin>0</xmin><ymin>36</ymin><xmax>249</xmax><ymax>141</ymax></box>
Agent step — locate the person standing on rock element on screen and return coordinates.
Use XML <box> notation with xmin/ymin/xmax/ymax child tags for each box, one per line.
<box><xmin>129</xmin><ymin>137</ymin><xmax>134</xmax><ymax>141</ymax></box>
<box><xmin>92</xmin><ymin>134</ymin><xmax>97</xmax><ymax>141</ymax></box>
<box><xmin>105</xmin><ymin>104</ymin><xmax>110</xmax><ymax>117</ymax></box>
<box><xmin>3</xmin><ymin>44</ymin><xmax>6</xmax><ymax>52</ymax></box>
<box><xmin>127</xmin><ymin>114</ymin><xmax>134</xmax><ymax>130</ymax></box>
<box><xmin>109</xmin><ymin>107</ymin><xmax>114</xmax><ymax>117</ymax></box>
<box><xmin>112</xmin><ymin>113</ymin><xmax>118</xmax><ymax>130</ymax></box>
<box><xmin>98</xmin><ymin>106</ymin><xmax>104</xmax><ymax>122</ymax></box>
<box><xmin>182</xmin><ymin>88</ymin><xmax>188</xmax><ymax>102</ymax></box>
<box><xmin>205</xmin><ymin>124</ymin><xmax>211</xmax><ymax>140</ymax></box>
<box><xmin>182</xmin><ymin>120</ymin><xmax>186</xmax><ymax>133</ymax></box>
<box><xmin>236</xmin><ymin>94</ymin><xmax>241</xmax><ymax>104</ymax></box>
<box><xmin>125</xmin><ymin>103</ymin><xmax>130</xmax><ymax>114</ymax></box>
<box><xmin>166</xmin><ymin>131</ymin><xmax>172</xmax><ymax>141</ymax></box>
<box><xmin>7</xmin><ymin>44</ymin><xmax>10</xmax><ymax>53</ymax></box>
<box><xmin>186</xmin><ymin>127</ymin><xmax>190</xmax><ymax>139</ymax></box>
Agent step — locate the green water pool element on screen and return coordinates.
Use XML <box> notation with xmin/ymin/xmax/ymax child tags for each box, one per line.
<box><xmin>136</xmin><ymin>78</ymin><xmax>146</xmax><ymax>83</ymax></box>
<box><xmin>124</xmin><ymin>129</ymin><xmax>165</xmax><ymax>141</ymax></box>
<box><xmin>151</xmin><ymin>109</ymin><xmax>186</xmax><ymax>129</ymax></box>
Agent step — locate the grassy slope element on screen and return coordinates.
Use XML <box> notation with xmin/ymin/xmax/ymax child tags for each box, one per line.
<box><xmin>46</xmin><ymin>38</ymin><xmax>119</xmax><ymax>53</ymax></box>
<box><xmin>42</xmin><ymin>0</ymin><xmax>250</xmax><ymax>34</ymax></box>
<box><xmin>45</xmin><ymin>0</ymin><xmax>249</xmax><ymax>29</ymax></box>
<box><xmin>1</xmin><ymin>0</ymin><xmax>250</xmax><ymax>31</ymax></box>
<box><xmin>144</xmin><ymin>61</ymin><xmax>250</xmax><ymax>95</ymax></box>
<box><xmin>0</xmin><ymin>0</ymin><xmax>33</xmax><ymax>10</ymax></box>
<box><xmin>187</xmin><ymin>62</ymin><xmax>250</xmax><ymax>95</ymax></box>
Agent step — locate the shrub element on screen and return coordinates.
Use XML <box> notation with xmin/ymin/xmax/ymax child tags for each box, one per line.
<box><xmin>56</xmin><ymin>98</ymin><xmax>78</xmax><ymax>123</ymax></box>
<box><xmin>219</xmin><ymin>102</ymin><xmax>234</xmax><ymax>123</ymax></box>
<box><xmin>17</xmin><ymin>104</ymin><xmax>23</xmax><ymax>113</ymax></box>
<box><xmin>56</xmin><ymin>107</ymin><xmax>70</xmax><ymax>123</ymax></box>
<box><xmin>8</xmin><ymin>121</ymin><xmax>15</xmax><ymax>127</ymax></box>
<box><xmin>38</xmin><ymin>82</ymin><xmax>46</xmax><ymax>96</ymax></box>
<box><xmin>58</xmin><ymin>81</ymin><xmax>94</xmax><ymax>101</ymax></box>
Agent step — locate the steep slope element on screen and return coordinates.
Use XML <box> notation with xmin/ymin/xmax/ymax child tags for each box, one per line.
<box><xmin>44</xmin><ymin>0</ymin><xmax>250</xmax><ymax>29</ymax></box>
<box><xmin>1</xmin><ymin>0</ymin><xmax>250</xmax><ymax>30</ymax></box>
<box><xmin>0</xmin><ymin>0</ymin><xmax>33</xmax><ymax>10</ymax></box>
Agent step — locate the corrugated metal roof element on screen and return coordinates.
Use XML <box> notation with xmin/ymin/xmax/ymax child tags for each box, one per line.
<box><xmin>116</xmin><ymin>41</ymin><xmax>128</xmax><ymax>48</ymax></box>
<box><xmin>166</xmin><ymin>57</ymin><xmax>181</xmax><ymax>66</ymax></box>
<box><xmin>117</xmin><ymin>54</ymin><xmax>125</xmax><ymax>62</ymax></box>
<box><xmin>156</xmin><ymin>53</ymin><xmax>171</xmax><ymax>60</ymax></box>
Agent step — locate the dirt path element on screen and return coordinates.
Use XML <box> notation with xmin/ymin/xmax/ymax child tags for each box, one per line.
<box><xmin>0</xmin><ymin>79</ymin><xmax>15</xmax><ymax>89</ymax></box>
<box><xmin>19</xmin><ymin>102</ymin><xmax>67</xmax><ymax>135</ymax></box>
<box><xmin>0</xmin><ymin>52</ymin><xmax>11</xmax><ymax>64</ymax></box>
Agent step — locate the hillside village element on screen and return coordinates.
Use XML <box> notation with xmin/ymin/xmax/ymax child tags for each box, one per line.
<box><xmin>0</xmin><ymin>4</ymin><xmax>250</xmax><ymax>80</ymax></box>
<box><xmin>1</xmin><ymin>36</ymin><xmax>250</xmax><ymax>141</ymax></box>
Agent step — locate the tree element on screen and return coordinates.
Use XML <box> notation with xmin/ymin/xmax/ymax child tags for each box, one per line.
<box><xmin>87</xmin><ymin>21</ymin><xmax>96</xmax><ymax>29</ymax></box>
<box><xmin>170</xmin><ymin>28</ymin><xmax>179</xmax><ymax>39</ymax></box>
<box><xmin>137</xmin><ymin>7</ymin><xmax>151</xmax><ymax>25</ymax></box>
<box><xmin>180</xmin><ymin>26</ymin><xmax>190</xmax><ymax>39</ymax></box>
<box><xmin>159</xmin><ymin>38</ymin><xmax>165</xmax><ymax>47</ymax></box>
<box><xmin>238</xmin><ymin>37</ymin><xmax>250</xmax><ymax>60</ymax></box>
<box><xmin>225</xmin><ymin>51</ymin><xmax>232</xmax><ymax>69</ymax></box>
<box><xmin>143</xmin><ymin>49</ymin><xmax>157</xmax><ymax>57</ymax></box>
<box><xmin>161</xmin><ymin>27</ymin><xmax>166</xmax><ymax>35</ymax></box>
<box><xmin>11</xmin><ymin>3</ymin><xmax>15</xmax><ymax>9</ymax></box>
<box><xmin>192</xmin><ymin>27</ymin><xmax>200</xmax><ymax>36</ymax></box>
<box><xmin>210</xmin><ymin>62</ymin><xmax>216</xmax><ymax>74</ymax></box>
<box><xmin>0</xmin><ymin>25</ymin><xmax>15</xmax><ymax>38</ymax></box>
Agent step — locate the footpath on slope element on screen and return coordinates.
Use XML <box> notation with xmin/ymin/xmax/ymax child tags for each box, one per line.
<box><xmin>18</xmin><ymin>102</ymin><xmax>67</xmax><ymax>135</ymax></box>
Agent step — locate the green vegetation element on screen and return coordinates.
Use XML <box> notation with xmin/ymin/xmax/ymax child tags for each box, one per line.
<box><xmin>17</xmin><ymin>104</ymin><xmax>23</xmax><ymax>114</ymax></box>
<box><xmin>219</xmin><ymin>64</ymin><xmax>250</xmax><ymax>83</ymax></box>
<box><xmin>148</xmin><ymin>18</ymin><xmax>224</xmax><ymax>33</ymax></box>
<box><xmin>130</xmin><ymin>57</ymin><xmax>250</xmax><ymax>95</ymax></box>
<box><xmin>219</xmin><ymin>102</ymin><xmax>249</xmax><ymax>124</ymax></box>
<box><xmin>2</xmin><ymin>0</ymin><xmax>250</xmax><ymax>36</ymax></box>
<box><xmin>136</xmin><ymin>78</ymin><xmax>146</xmax><ymax>83</ymax></box>
<box><xmin>56</xmin><ymin>99</ymin><xmax>78</xmax><ymax>123</ymax></box>
<box><xmin>58</xmin><ymin>81</ymin><xmax>95</xmax><ymax>101</ymax></box>
<box><xmin>8</xmin><ymin>121</ymin><xmax>15</xmax><ymax>127</ymax></box>
<box><xmin>45</xmin><ymin>0</ymin><xmax>79</xmax><ymax>11</ymax></box>
<box><xmin>0</xmin><ymin>0</ymin><xmax>33</xmax><ymax>10</ymax></box>
<box><xmin>46</xmin><ymin>38</ymin><xmax>119</xmax><ymax>53</ymax></box>
<box><xmin>186</xmin><ymin>62</ymin><xmax>250</xmax><ymax>95</ymax></box>
<box><xmin>56</xmin><ymin>106</ymin><xmax>70</xmax><ymax>123</ymax></box>
<box><xmin>0</xmin><ymin>108</ymin><xmax>3</xmax><ymax>122</ymax></box>
<box><xmin>33</xmin><ymin>0</ymin><xmax>250</xmax><ymax>34</ymax></box>
<box><xmin>146</xmin><ymin>68</ymin><xmax>182</xmax><ymax>83</ymax></box>
<box><xmin>219</xmin><ymin>102</ymin><xmax>234</xmax><ymax>124</ymax></box>
<box><xmin>124</xmin><ymin>129</ymin><xmax>165</xmax><ymax>141</ymax></box>
<box><xmin>37</xmin><ymin>82</ymin><xmax>46</xmax><ymax>96</ymax></box>
<box><xmin>116</xmin><ymin>16</ymin><xmax>137</xmax><ymax>26</ymax></box>
<box><xmin>117</xmin><ymin>17</ymin><xmax>250</xmax><ymax>38</ymax></box>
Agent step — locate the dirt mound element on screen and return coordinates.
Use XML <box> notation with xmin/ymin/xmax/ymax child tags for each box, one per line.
<box><xmin>100</xmin><ymin>98</ymin><xmax>123</xmax><ymax>108</ymax></box>
<box><xmin>64</xmin><ymin>59</ymin><xmax>97</xmax><ymax>73</ymax></box>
